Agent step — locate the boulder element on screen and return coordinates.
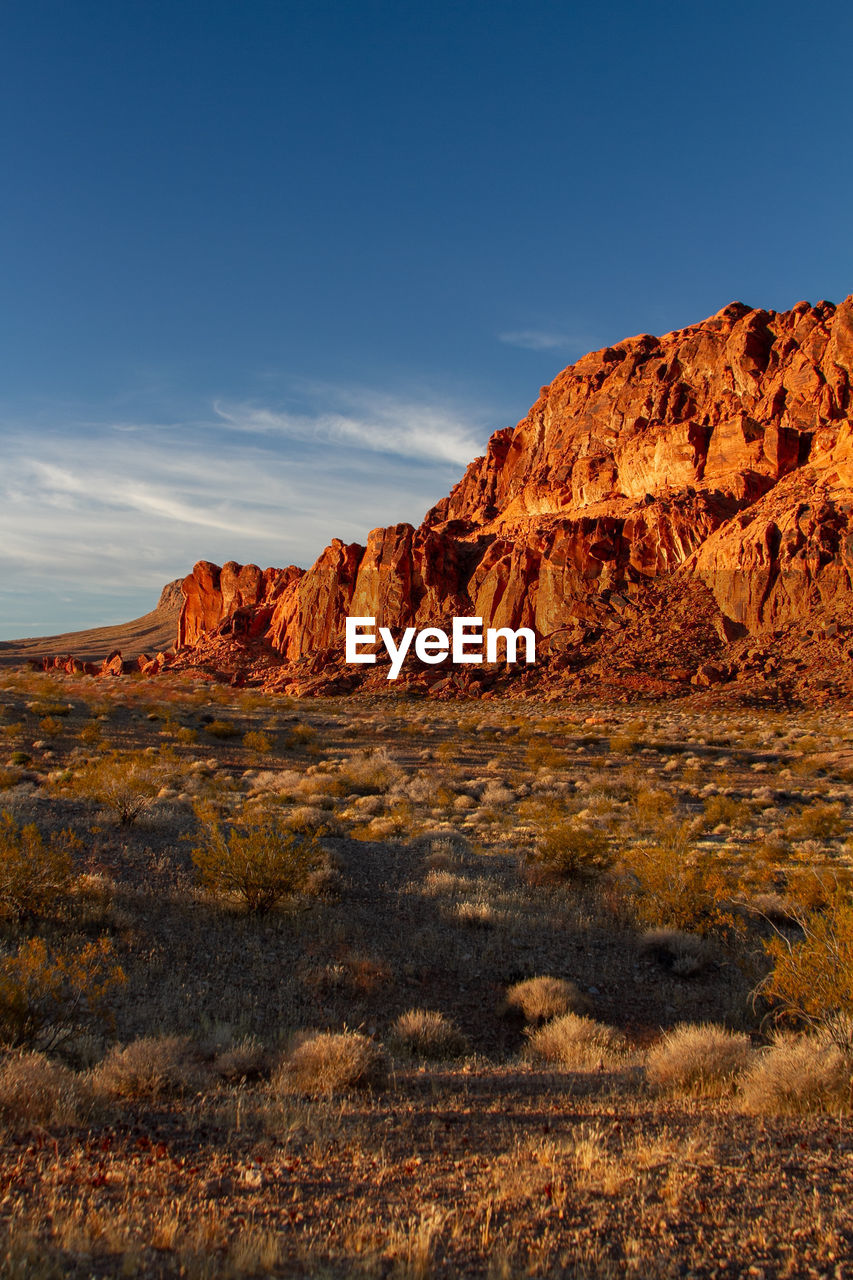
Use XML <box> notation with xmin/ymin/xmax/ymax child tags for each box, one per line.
<box><xmin>692</xmin><ymin>663</ymin><xmax>727</xmax><ymax>687</ymax></box>
<box><xmin>102</xmin><ymin>651</ymin><xmax>125</xmax><ymax>677</ymax></box>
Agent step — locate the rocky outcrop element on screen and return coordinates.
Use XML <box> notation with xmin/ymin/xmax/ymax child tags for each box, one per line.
<box><xmin>178</xmin><ymin>561</ymin><xmax>302</xmax><ymax>648</ymax></box>
<box><xmin>690</xmin><ymin>418</ymin><xmax>853</xmax><ymax>634</ymax></box>
<box><xmin>174</xmin><ymin>295</ymin><xmax>853</xmax><ymax>688</ymax></box>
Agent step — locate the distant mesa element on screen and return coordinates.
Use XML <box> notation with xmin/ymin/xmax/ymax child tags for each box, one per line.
<box><xmin>0</xmin><ymin>581</ymin><xmax>182</xmax><ymax>672</ymax></box>
<box><xmin>10</xmin><ymin>295</ymin><xmax>853</xmax><ymax>700</ymax></box>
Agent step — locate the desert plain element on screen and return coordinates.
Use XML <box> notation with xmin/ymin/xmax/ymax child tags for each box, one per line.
<box><xmin>0</xmin><ymin>666</ymin><xmax>851</xmax><ymax>1278</ymax></box>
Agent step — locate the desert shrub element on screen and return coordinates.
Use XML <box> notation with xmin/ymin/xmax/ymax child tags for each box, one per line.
<box><xmin>703</xmin><ymin>795</ymin><xmax>750</xmax><ymax>828</ymax></box>
<box><xmin>753</xmin><ymin>834</ymin><xmax>792</xmax><ymax>869</ymax></box>
<box><xmin>338</xmin><ymin>748</ymin><xmax>402</xmax><ymax>795</ymax></box>
<box><xmin>311</xmin><ymin>953</ymin><xmax>391</xmax><ymax>997</ymax></box>
<box><xmin>620</xmin><ymin>834</ymin><xmax>736</xmax><ymax>937</ymax></box>
<box><xmin>782</xmin><ymin>867</ymin><xmax>839</xmax><ymax>914</ymax></box>
<box><xmin>634</xmin><ymin>787</ymin><xmax>676</xmax><ymax>831</ymax></box>
<box><xmin>175</xmin><ymin>726</ymin><xmax>199</xmax><ymax>745</ymax></box>
<box><xmin>9</xmin><ymin>751</ymin><xmax>31</xmax><ymax>766</ymax></box>
<box><xmin>525</xmin><ymin>740</ymin><xmax>570</xmax><ymax>771</ymax></box>
<box><xmin>38</xmin><ymin>716</ymin><xmax>65</xmax><ymax>738</ymax></box>
<box><xmin>205</xmin><ymin>719</ymin><xmax>238</xmax><ymax>739</ymax></box>
<box><xmin>243</xmin><ymin>730</ymin><xmax>273</xmax><ymax>753</ymax></box>
<box><xmin>389</xmin><ymin>1009</ymin><xmax>469</xmax><ymax>1060</ymax></box>
<box><xmin>275</xmin><ymin>1031</ymin><xmax>387</xmax><ymax>1095</ymax></box>
<box><xmin>350</xmin><ymin>800</ymin><xmax>413</xmax><ymax>841</ymax></box>
<box><xmin>212</xmin><ymin>1036</ymin><xmax>268</xmax><ymax>1083</ymax></box>
<box><xmin>609</xmin><ymin>722</ymin><xmax>645</xmax><ymax>755</ymax></box>
<box><xmin>296</xmin><ymin>770</ymin><xmax>348</xmax><ymax>801</ymax></box>
<box><xmin>192</xmin><ymin>810</ymin><xmax>322</xmax><ymax>913</ymax></box>
<box><xmin>0</xmin><ymin>1051</ymin><xmax>86</xmax><ymax>1129</ymax></box>
<box><xmin>504</xmin><ymin>976</ymin><xmax>591</xmax><ymax>1023</ymax></box>
<box><xmin>646</xmin><ymin>1024</ymin><xmax>752</xmax><ymax>1097</ymax></box>
<box><xmin>525</xmin><ymin>1013</ymin><xmax>627</xmax><ymax>1070</ymax></box>
<box><xmin>785</xmin><ymin>802</ymin><xmax>844</xmax><ymax>842</ymax></box>
<box><xmin>0</xmin><ymin>812</ymin><xmax>76</xmax><ymax>921</ymax></box>
<box><xmin>68</xmin><ymin>872</ymin><xmax>118</xmax><ymax>930</ymax></box>
<box><xmin>303</xmin><ymin>855</ymin><xmax>344</xmax><ymax>898</ymax></box>
<box><xmin>285</xmin><ymin>804</ymin><xmax>340</xmax><ymax>837</ymax></box>
<box><xmin>27</xmin><ymin>702</ymin><xmax>70</xmax><ymax>718</ymax></box>
<box><xmin>638</xmin><ymin>928</ymin><xmax>716</xmax><ymax>977</ymax></box>
<box><xmin>481</xmin><ymin>779</ymin><xmax>515</xmax><ymax>807</ymax></box>
<box><xmin>77</xmin><ymin>723</ymin><xmax>103</xmax><ymax>747</ymax></box>
<box><xmin>0</xmin><ymin>936</ymin><xmax>126</xmax><ymax>1050</ymax></box>
<box><xmin>738</xmin><ymin>1035</ymin><xmax>851</xmax><ymax>1115</ymax></box>
<box><xmin>70</xmin><ymin>751</ymin><xmax>166</xmax><ymax>825</ymax></box>
<box><xmin>756</xmin><ymin>888</ymin><xmax>853</xmax><ymax>1050</ymax></box>
<box><xmin>285</xmin><ymin>723</ymin><xmax>316</xmax><ymax>749</ymax></box>
<box><xmin>93</xmin><ymin>1035</ymin><xmax>206</xmax><ymax>1100</ymax></box>
<box><xmin>529</xmin><ymin>820</ymin><xmax>612</xmax><ymax>883</ymax></box>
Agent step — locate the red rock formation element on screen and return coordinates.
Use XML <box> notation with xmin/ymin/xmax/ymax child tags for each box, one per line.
<box><xmin>102</xmin><ymin>651</ymin><xmax>126</xmax><ymax>677</ymax></box>
<box><xmin>175</xmin><ymin>296</ymin><xmax>853</xmax><ymax>686</ymax></box>
<box><xmin>178</xmin><ymin>561</ymin><xmax>302</xmax><ymax>648</ymax></box>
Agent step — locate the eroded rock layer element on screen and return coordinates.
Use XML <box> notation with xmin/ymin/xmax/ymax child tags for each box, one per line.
<box><xmin>175</xmin><ymin>296</ymin><xmax>853</xmax><ymax>696</ymax></box>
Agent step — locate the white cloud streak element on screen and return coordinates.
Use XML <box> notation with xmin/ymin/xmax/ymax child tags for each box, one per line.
<box><xmin>213</xmin><ymin>384</ymin><xmax>486</xmax><ymax>468</ymax></box>
<box><xmin>498</xmin><ymin>329</ymin><xmax>589</xmax><ymax>353</ymax></box>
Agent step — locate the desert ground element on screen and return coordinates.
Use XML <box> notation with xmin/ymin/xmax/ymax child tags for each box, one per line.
<box><xmin>0</xmin><ymin>668</ymin><xmax>851</xmax><ymax>1277</ymax></box>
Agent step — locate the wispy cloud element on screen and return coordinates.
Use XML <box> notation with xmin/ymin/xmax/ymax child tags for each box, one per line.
<box><xmin>498</xmin><ymin>329</ymin><xmax>590</xmax><ymax>353</ymax></box>
<box><xmin>213</xmin><ymin>385</ymin><xmax>487</xmax><ymax>468</ymax></box>
<box><xmin>0</xmin><ymin>386</ymin><xmax>493</xmax><ymax>638</ymax></box>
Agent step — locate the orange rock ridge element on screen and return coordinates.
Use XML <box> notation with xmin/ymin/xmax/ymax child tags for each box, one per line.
<box><xmin>174</xmin><ymin>296</ymin><xmax>853</xmax><ymax>694</ymax></box>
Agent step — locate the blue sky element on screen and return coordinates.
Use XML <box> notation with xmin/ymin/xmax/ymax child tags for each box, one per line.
<box><xmin>1</xmin><ymin>0</ymin><xmax>852</xmax><ymax>637</ymax></box>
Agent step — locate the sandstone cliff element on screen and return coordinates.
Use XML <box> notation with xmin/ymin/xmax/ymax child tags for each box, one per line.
<box><xmin>174</xmin><ymin>295</ymin><xmax>853</xmax><ymax>698</ymax></box>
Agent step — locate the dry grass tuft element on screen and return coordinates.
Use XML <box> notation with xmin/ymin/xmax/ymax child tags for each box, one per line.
<box><xmin>646</xmin><ymin>1024</ymin><xmax>753</xmax><ymax>1097</ymax></box>
<box><xmin>738</xmin><ymin>1035</ymin><xmax>852</xmax><ymax>1115</ymax></box>
<box><xmin>339</xmin><ymin>748</ymin><xmax>402</xmax><ymax>795</ymax></box>
<box><xmin>92</xmin><ymin>1035</ymin><xmax>207</xmax><ymax>1101</ymax></box>
<box><xmin>227</xmin><ymin>1222</ymin><xmax>282</xmax><ymax>1275</ymax></box>
<box><xmin>389</xmin><ymin>1009</ymin><xmax>469</xmax><ymax>1060</ymax></box>
<box><xmin>453</xmin><ymin>899</ymin><xmax>495</xmax><ymax>928</ymax></box>
<box><xmin>274</xmin><ymin>1030</ymin><xmax>387</xmax><ymax>1095</ymax></box>
<box><xmin>205</xmin><ymin>719</ymin><xmax>239</xmax><ymax>739</ymax></box>
<box><xmin>638</xmin><ymin>928</ymin><xmax>716</xmax><ymax>977</ymax></box>
<box><xmin>0</xmin><ymin>1051</ymin><xmax>87</xmax><ymax>1130</ymax></box>
<box><xmin>525</xmin><ymin>1013</ymin><xmax>628</xmax><ymax>1070</ymax></box>
<box><xmin>212</xmin><ymin>1035</ymin><xmax>269</xmax><ymax>1083</ymax></box>
<box><xmin>504</xmin><ymin>976</ymin><xmax>591</xmax><ymax>1024</ymax></box>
